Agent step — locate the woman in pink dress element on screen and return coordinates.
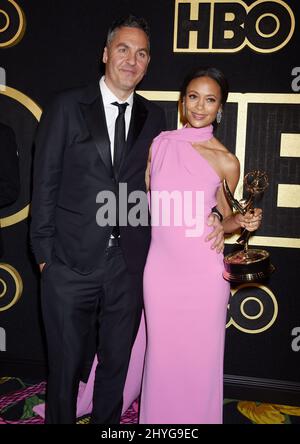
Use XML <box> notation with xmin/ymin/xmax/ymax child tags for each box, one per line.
<box><xmin>139</xmin><ymin>67</ymin><xmax>262</xmax><ymax>424</ymax></box>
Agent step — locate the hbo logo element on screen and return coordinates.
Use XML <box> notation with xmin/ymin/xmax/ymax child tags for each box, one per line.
<box><xmin>174</xmin><ymin>0</ymin><xmax>295</xmax><ymax>53</ymax></box>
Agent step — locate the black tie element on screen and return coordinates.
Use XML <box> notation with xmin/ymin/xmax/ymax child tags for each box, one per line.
<box><xmin>112</xmin><ymin>102</ymin><xmax>128</xmax><ymax>176</ymax></box>
<box><xmin>111</xmin><ymin>102</ymin><xmax>128</xmax><ymax>238</ymax></box>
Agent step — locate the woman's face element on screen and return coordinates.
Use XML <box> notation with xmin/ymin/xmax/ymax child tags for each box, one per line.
<box><xmin>183</xmin><ymin>76</ymin><xmax>222</xmax><ymax>128</ymax></box>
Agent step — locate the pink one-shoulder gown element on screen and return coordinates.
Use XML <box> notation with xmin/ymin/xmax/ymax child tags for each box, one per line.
<box><xmin>139</xmin><ymin>125</ymin><xmax>230</xmax><ymax>424</ymax></box>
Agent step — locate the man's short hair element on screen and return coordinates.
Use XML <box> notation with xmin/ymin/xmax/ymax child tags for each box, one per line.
<box><xmin>106</xmin><ymin>15</ymin><xmax>150</xmax><ymax>49</ymax></box>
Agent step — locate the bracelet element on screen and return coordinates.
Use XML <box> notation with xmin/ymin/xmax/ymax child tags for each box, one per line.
<box><xmin>211</xmin><ymin>206</ymin><xmax>223</xmax><ymax>222</ymax></box>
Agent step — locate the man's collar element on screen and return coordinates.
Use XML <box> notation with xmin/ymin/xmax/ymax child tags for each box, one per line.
<box><xmin>99</xmin><ymin>76</ymin><xmax>134</xmax><ymax>107</ymax></box>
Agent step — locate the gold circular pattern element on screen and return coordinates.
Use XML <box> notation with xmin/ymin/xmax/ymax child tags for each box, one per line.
<box><xmin>0</xmin><ymin>0</ymin><xmax>26</xmax><ymax>48</ymax></box>
<box><xmin>0</xmin><ymin>263</ymin><xmax>23</xmax><ymax>311</ymax></box>
<box><xmin>0</xmin><ymin>278</ymin><xmax>7</xmax><ymax>298</ymax></box>
<box><xmin>227</xmin><ymin>283</ymin><xmax>278</xmax><ymax>334</ymax></box>
<box><xmin>246</xmin><ymin>0</ymin><xmax>295</xmax><ymax>53</ymax></box>
<box><xmin>0</xmin><ymin>9</ymin><xmax>10</xmax><ymax>32</ymax></box>
<box><xmin>0</xmin><ymin>85</ymin><xmax>41</xmax><ymax>227</ymax></box>
<box><xmin>240</xmin><ymin>296</ymin><xmax>264</xmax><ymax>320</ymax></box>
<box><xmin>255</xmin><ymin>13</ymin><xmax>280</xmax><ymax>38</ymax></box>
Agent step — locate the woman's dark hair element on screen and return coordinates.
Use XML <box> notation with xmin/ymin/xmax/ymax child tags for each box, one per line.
<box><xmin>180</xmin><ymin>67</ymin><xmax>229</xmax><ymax>106</ymax></box>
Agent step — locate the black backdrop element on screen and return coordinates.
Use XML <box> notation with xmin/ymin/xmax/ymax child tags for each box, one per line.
<box><xmin>0</xmin><ymin>0</ymin><xmax>299</xmax><ymax>404</ymax></box>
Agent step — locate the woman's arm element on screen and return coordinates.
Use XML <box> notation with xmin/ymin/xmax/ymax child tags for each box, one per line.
<box><xmin>216</xmin><ymin>154</ymin><xmax>262</xmax><ymax>234</ymax></box>
<box><xmin>145</xmin><ymin>145</ymin><xmax>152</xmax><ymax>192</ymax></box>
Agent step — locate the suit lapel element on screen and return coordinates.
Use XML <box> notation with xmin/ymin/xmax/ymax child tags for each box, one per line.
<box><xmin>116</xmin><ymin>94</ymin><xmax>148</xmax><ymax>178</ymax></box>
<box><xmin>80</xmin><ymin>85</ymin><xmax>113</xmax><ymax>176</ymax></box>
<box><xmin>126</xmin><ymin>94</ymin><xmax>148</xmax><ymax>152</ymax></box>
<box><xmin>80</xmin><ymin>87</ymin><xmax>148</xmax><ymax>180</ymax></box>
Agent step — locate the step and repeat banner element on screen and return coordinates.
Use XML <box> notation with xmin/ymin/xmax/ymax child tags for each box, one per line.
<box><xmin>0</xmin><ymin>0</ymin><xmax>299</xmax><ymax>401</ymax></box>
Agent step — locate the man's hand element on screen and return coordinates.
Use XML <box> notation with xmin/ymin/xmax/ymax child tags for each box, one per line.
<box><xmin>205</xmin><ymin>213</ymin><xmax>224</xmax><ymax>253</ymax></box>
<box><xmin>39</xmin><ymin>263</ymin><xmax>46</xmax><ymax>272</ymax></box>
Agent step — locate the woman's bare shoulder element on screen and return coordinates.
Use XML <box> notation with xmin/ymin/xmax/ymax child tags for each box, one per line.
<box><xmin>211</xmin><ymin>137</ymin><xmax>238</xmax><ymax>160</ymax></box>
<box><xmin>209</xmin><ymin>137</ymin><xmax>240</xmax><ymax>176</ymax></box>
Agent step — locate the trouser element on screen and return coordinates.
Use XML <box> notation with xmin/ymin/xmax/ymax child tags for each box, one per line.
<box><xmin>41</xmin><ymin>245</ymin><xmax>143</xmax><ymax>424</ymax></box>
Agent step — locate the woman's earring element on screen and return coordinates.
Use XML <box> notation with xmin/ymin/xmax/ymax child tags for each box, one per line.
<box><xmin>216</xmin><ymin>109</ymin><xmax>222</xmax><ymax>124</ymax></box>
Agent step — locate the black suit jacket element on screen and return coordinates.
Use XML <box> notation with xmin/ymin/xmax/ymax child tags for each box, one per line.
<box><xmin>0</xmin><ymin>122</ymin><xmax>20</xmax><ymax>256</ymax></box>
<box><xmin>30</xmin><ymin>83</ymin><xmax>166</xmax><ymax>274</ymax></box>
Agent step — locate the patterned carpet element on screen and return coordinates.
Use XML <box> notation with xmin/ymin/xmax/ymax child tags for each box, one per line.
<box><xmin>1</xmin><ymin>376</ymin><xmax>300</xmax><ymax>424</ymax></box>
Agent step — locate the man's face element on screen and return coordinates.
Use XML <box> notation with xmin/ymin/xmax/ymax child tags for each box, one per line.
<box><xmin>103</xmin><ymin>26</ymin><xmax>150</xmax><ymax>98</ymax></box>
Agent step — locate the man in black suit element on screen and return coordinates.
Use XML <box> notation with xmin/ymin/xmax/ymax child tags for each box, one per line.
<box><xmin>31</xmin><ymin>15</ymin><xmax>224</xmax><ymax>424</ymax></box>
<box><xmin>0</xmin><ymin>122</ymin><xmax>20</xmax><ymax>256</ymax></box>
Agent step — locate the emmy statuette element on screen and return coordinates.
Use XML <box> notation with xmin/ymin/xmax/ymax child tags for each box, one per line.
<box><xmin>223</xmin><ymin>171</ymin><xmax>274</xmax><ymax>283</ymax></box>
